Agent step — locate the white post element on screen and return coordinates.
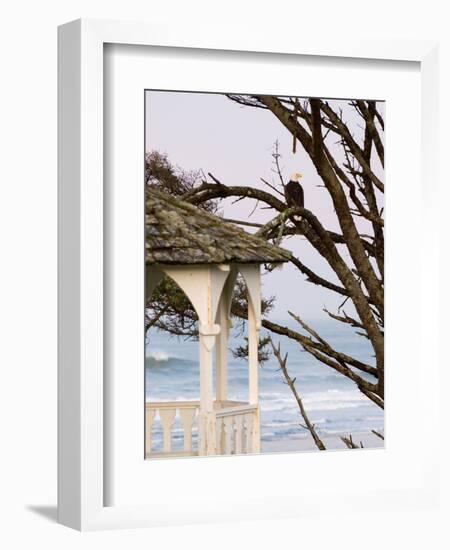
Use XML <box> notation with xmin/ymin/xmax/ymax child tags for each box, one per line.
<box><xmin>198</xmin><ymin>331</ymin><xmax>217</xmax><ymax>455</ymax></box>
<box><xmin>215</xmin><ymin>268</ymin><xmax>237</xmax><ymax>404</ymax></box>
<box><xmin>215</xmin><ymin>300</ymin><xmax>228</xmax><ymax>404</ymax></box>
<box><xmin>248</xmin><ymin>299</ymin><xmax>261</xmax><ymax>452</ymax></box>
<box><xmin>160</xmin><ymin>265</ymin><xmax>229</xmax><ymax>456</ymax></box>
<box><xmin>239</xmin><ymin>264</ymin><xmax>261</xmax><ymax>453</ymax></box>
<box><xmin>240</xmin><ymin>265</ymin><xmax>261</xmax><ymax>405</ymax></box>
<box><xmin>248</xmin><ymin>299</ymin><xmax>259</xmax><ymax>405</ymax></box>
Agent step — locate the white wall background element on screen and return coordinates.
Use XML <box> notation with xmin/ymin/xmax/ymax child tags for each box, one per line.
<box><xmin>0</xmin><ymin>1</ymin><xmax>448</xmax><ymax>548</ymax></box>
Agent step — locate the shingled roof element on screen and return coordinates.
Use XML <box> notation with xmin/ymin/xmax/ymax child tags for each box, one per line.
<box><xmin>146</xmin><ymin>188</ymin><xmax>291</xmax><ymax>265</ymax></box>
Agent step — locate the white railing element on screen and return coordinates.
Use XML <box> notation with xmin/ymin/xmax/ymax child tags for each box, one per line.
<box><xmin>146</xmin><ymin>401</ymin><xmax>199</xmax><ymax>456</ymax></box>
<box><xmin>216</xmin><ymin>403</ymin><xmax>259</xmax><ymax>455</ymax></box>
<box><xmin>146</xmin><ymin>400</ymin><xmax>259</xmax><ymax>457</ymax></box>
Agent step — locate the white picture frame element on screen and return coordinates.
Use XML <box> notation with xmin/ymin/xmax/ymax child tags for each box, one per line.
<box><xmin>58</xmin><ymin>18</ymin><xmax>440</xmax><ymax>531</ymax></box>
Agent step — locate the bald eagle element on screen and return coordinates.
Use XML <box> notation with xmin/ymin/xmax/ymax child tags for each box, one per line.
<box><xmin>285</xmin><ymin>172</ymin><xmax>304</xmax><ymax>210</ymax></box>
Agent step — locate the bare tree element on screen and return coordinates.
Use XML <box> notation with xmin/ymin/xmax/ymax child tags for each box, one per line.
<box><xmin>179</xmin><ymin>96</ymin><xmax>384</xmax><ymax>409</ymax></box>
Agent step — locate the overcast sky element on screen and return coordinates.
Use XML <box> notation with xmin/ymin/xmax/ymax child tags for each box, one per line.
<box><xmin>145</xmin><ymin>91</ymin><xmax>384</xmax><ymax>321</ymax></box>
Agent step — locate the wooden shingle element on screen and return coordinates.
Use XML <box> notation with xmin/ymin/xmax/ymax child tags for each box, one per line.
<box><xmin>146</xmin><ymin>188</ymin><xmax>291</xmax><ymax>265</ymax></box>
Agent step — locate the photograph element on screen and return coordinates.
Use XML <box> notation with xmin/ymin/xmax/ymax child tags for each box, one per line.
<box><xmin>144</xmin><ymin>91</ymin><xmax>385</xmax><ymax>458</ymax></box>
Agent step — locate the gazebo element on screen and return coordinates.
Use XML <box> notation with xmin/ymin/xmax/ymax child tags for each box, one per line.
<box><xmin>145</xmin><ymin>188</ymin><xmax>291</xmax><ymax>458</ymax></box>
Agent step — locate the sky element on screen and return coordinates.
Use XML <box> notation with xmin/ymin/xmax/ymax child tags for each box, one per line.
<box><xmin>145</xmin><ymin>91</ymin><xmax>384</xmax><ymax>322</ymax></box>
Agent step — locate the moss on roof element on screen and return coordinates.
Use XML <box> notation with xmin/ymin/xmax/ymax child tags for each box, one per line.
<box><xmin>146</xmin><ymin>188</ymin><xmax>291</xmax><ymax>265</ymax></box>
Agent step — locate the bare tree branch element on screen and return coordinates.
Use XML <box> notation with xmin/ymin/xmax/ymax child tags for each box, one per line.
<box><xmin>340</xmin><ymin>435</ymin><xmax>363</xmax><ymax>449</ymax></box>
<box><xmin>371</xmin><ymin>429</ymin><xmax>385</xmax><ymax>440</ymax></box>
<box><xmin>270</xmin><ymin>338</ymin><xmax>326</xmax><ymax>451</ymax></box>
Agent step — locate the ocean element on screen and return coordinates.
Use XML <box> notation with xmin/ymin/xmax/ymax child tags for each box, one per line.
<box><xmin>145</xmin><ymin>319</ymin><xmax>384</xmax><ymax>452</ymax></box>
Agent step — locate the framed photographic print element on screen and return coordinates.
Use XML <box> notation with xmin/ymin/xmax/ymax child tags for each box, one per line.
<box><xmin>58</xmin><ymin>18</ymin><xmax>440</xmax><ymax>530</ymax></box>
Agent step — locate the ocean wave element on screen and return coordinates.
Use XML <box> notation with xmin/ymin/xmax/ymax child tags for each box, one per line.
<box><xmin>145</xmin><ymin>349</ymin><xmax>196</xmax><ymax>367</ymax></box>
<box><xmin>263</xmin><ymin>418</ymin><xmax>327</xmax><ymax>429</ymax></box>
<box><xmin>259</xmin><ymin>388</ymin><xmax>369</xmax><ymax>413</ymax></box>
<box><xmin>147</xmin><ymin>350</ymin><xmax>172</xmax><ymax>362</ymax></box>
<box><xmin>307</xmin><ymin>391</ymin><xmax>368</xmax><ymax>412</ymax></box>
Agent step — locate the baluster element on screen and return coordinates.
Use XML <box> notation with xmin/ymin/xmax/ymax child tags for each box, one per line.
<box><xmin>251</xmin><ymin>406</ymin><xmax>260</xmax><ymax>454</ymax></box>
<box><xmin>216</xmin><ymin>417</ymin><xmax>223</xmax><ymax>454</ymax></box>
<box><xmin>235</xmin><ymin>415</ymin><xmax>243</xmax><ymax>455</ymax></box>
<box><xmin>159</xmin><ymin>408</ymin><xmax>176</xmax><ymax>453</ymax></box>
<box><xmin>145</xmin><ymin>408</ymin><xmax>156</xmax><ymax>456</ymax></box>
<box><xmin>192</xmin><ymin>406</ymin><xmax>199</xmax><ymax>451</ymax></box>
<box><xmin>245</xmin><ymin>412</ymin><xmax>253</xmax><ymax>454</ymax></box>
<box><xmin>242</xmin><ymin>414</ymin><xmax>247</xmax><ymax>453</ymax></box>
<box><xmin>180</xmin><ymin>408</ymin><xmax>196</xmax><ymax>453</ymax></box>
<box><xmin>224</xmin><ymin>416</ymin><xmax>234</xmax><ymax>454</ymax></box>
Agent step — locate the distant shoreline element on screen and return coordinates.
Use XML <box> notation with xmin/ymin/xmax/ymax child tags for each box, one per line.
<box><xmin>261</xmin><ymin>430</ymin><xmax>384</xmax><ymax>453</ymax></box>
